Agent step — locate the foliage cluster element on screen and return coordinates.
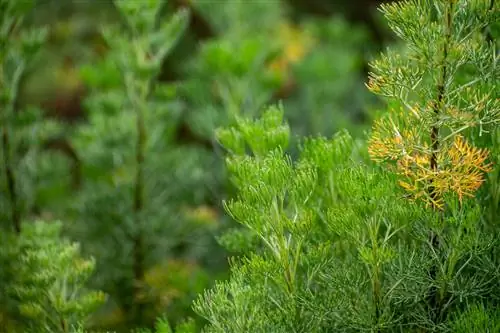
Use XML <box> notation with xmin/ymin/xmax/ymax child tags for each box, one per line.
<box><xmin>193</xmin><ymin>0</ymin><xmax>500</xmax><ymax>332</ymax></box>
<box><xmin>2</xmin><ymin>0</ymin><xmax>374</xmax><ymax>331</ymax></box>
<box><xmin>1</xmin><ymin>0</ymin><xmax>498</xmax><ymax>332</ymax></box>
<box><xmin>1</xmin><ymin>2</ymin><xmax>106</xmax><ymax>332</ymax></box>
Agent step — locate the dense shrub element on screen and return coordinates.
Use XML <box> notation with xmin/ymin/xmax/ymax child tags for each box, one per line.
<box><xmin>3</xmin><ymin>0</ymin><xmax>497</xmax><ymax>332</ymax></box>
<box><xmin>194</xmin><ymin>0</ymin><xmax>499</xmax><ymax>332</ymax></box>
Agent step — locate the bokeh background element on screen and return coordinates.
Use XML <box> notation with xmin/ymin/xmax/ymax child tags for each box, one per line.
<box><xmin>10</xmin><ymin>0</ymin><xmax>396</xmax><ymax>331</ymax></box>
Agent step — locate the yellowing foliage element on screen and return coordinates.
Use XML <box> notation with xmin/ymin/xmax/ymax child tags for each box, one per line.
<box><xmin>370</xmin><ymin>116</ymin><xmax>493</xmax><ymax>209</ymax></box>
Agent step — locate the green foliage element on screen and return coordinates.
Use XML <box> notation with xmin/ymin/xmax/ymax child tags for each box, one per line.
<box><xmin>194</xmin><ymin>104</ymin><xmax>416</xmax><ymax>332</ymax></box>
<box><xmin>367</xmin><ymin>0</ymin><xmax>499</xmax><ymax>210</ymax></box>
<box><xmin>0</xmin><ymin>0</ymin><xmax>49</xmax><ymax>227</ymax></box>
<box><xmin>194</xmin><ymin>0</ymin><xmax>283</xmax><ymax>36</ymax></box>
<box><xmin>364</xmin><ymin>1</ymin><xmax>499</xmax><ymax>329</ymax></box>
<box><xmin>180</xmin><ymin>0</ymin><xmax>372</xmax><ymax>145</ymax></box>
<box><xmin>0</xmin><ymin>221</ymin><xmax>106</xmax><ymax>333</ymax></box>
<box><xmin>193</xmin><ymin>1</ymin><xmax>499</xmax><ymax>332</ymax></box>
<box><xmin>133</xmin><ymin>316</ymin><xmax>197</xmax><ymax>333</ymax></box>
<box><xmin>195</xmin><ymin>103</ymin><xmax>499</xmax><ymax>331</ymax></box>
<box><xmin>450</xmin><ymin>302</ymin><xmax>500</xmax><ymax>333</ymax></box>
<box><xmin>283</xmin><ymin>16</ymin><xmax>373</xmax><ymax>138</ymax></box>
<box><xmin>57</xmin><ymin>0</ymin><xmax>226</xmax><ymax>330</ymax></box>
<box><xmin>1</xmin><ymin>1</ymin><xmax>105</xmax><ymax>332</ymax></box>
<box><xmin>14</xmin><ymin>0</ymin><xmax>493</xmax><ymax>332</ymax></box>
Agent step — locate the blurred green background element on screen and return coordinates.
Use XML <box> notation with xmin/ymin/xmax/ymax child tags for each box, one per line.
<box><xmin>10</xmin><ymin>0</ymin><xmax>395</xmax><ymax>331</ymax></box>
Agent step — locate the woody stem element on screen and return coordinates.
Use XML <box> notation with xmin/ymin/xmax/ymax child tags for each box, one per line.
<box><xmin>427</xmin><ymin>0</ymin><xmax>454</xmax><ymax>326</ymax></box>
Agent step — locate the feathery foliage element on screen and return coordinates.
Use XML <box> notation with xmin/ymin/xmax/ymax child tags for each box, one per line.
<box><xmin>367</xmin><ymin>0</ymin><xmax>499</xmax><ymax>210</ymax></box>
<box><xmin>193</xmin><ymin>1</ymin><xmax>499</xmax><ymax>332</ymax></box>
<box><xmin>64</xmin><ymin>0</ymin><xmax>226</xmax><ymax>330</ymax></box>
<box><xmin>1</xmin><ymin>1</ymin><xmax>105</xmax><ymax>331</ymax></box>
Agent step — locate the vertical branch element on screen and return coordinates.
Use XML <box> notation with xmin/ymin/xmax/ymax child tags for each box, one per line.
<box><xmin>427</xmin><ymin>0</ymin><xmax>454</xmax><ymax>325</ymax></box>
<box><xmin>124</xmin><ymin>69</ymin><xmax>149</xmax><ymax>325</ymax></box>
<box><xmin>132</xmin><ymin>92</ymin><xmax>146</xmax><ymax>325</ymax></box>
<box><xmin>59</xmin><ymin>317</ymin><xmax>68</xmax><ymax>333</ymax></box>
<box><xmin>429</xmin><ymin>1</ymin><xmax>452</xmax><ymax>205</ymax></box>
<box><xmin>368</xmin><ymin>221</ymin><xmax>382</xmax><ymax>331</ymax></box>
<box><xmin>1</xmin><ymin>125</ymin><xmax>20</xmax><ymax>234</ymax></box>
<box><xmin>1</xmin><ymin>60</ymin><xmax>25</xmax><ymax>235</ymax></box>
<box><xmin>373</xmin><ymin>267</ymin><xmax>381</xmax><ymax>333</ymax></box>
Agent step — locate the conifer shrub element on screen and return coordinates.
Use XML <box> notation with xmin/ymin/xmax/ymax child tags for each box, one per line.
<box><xmin>4</xmin><ymin>0</ymin><xmax>496</xmax><ymax>332</ymax></box>
<box><xmin>61</xmin><ymin>0</ymin><xmax>226</xmax><ymax>330</ymax></box>
<box><xmin>0</xmin><ymin>221</ymin><xmax>106</xmax><ymax>332</ymax></box>
<box><xmin>192</xmin><ymin>0</ymin><xmax>499</xmax><ymax>332</ymax></box>
<box><xmin>1</xmin><ymin>0</ymin><xmax>105</xmax><ymax>331</ymax></box>
<box><xmin>51</xmin><ymin>1</ymin><xmax>374</xmax><ymax>330</ymax></box>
